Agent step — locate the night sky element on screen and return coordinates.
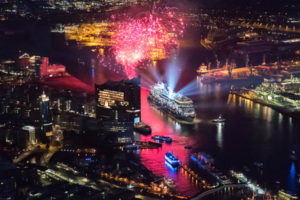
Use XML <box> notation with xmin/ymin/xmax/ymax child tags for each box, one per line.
<box><xmin>182</xmin><ymin>0</ymin><xmax>300</xmax><ymax>11</ymax></box>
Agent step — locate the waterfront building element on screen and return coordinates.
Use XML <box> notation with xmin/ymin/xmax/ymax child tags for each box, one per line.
<box><xmin>39</xmin><ymin>91</ymin><xmax>52</xmax><ymax>136</ymax></box>
<box><xmin>1</xmin><ymin>60</ymin><xmax>16</xmax><ymax>74</ymax></box>
<box><xmin>95</xmin><ymin>78</ymin><xmax>140</xmax><ymax>143</ymax></box>
<box><xmin>278</xmin><ymin>190</ymin><xmax>298</xmax><ymax>200</ymax></box>
<box><xmin>40</xmin><ymin>57</ymin><xmax>66</xmax><ymax>79</ymax></box>
<box><xmin>233</xmin><ymin>75</ymin><xmax>300</xmax><ymax>113</ymax></box>
<box><xmin>253</xmin><ymin>75</ymin><xmax>300</xmax><ymax>110</ymax></box>
<box><xmin>31</xmin><ymin>56</ymin><xmax>42</xmax><ymax>80</ymax></box>
<box><xmin>95</xmin><ymin>77</ymin><xmax>141</xmax><ymax>123</ymax></box>
<box><xmin>18</xmin><ymin>53</ymin><xmax>30</xmax><ymax>68</ymax></box>
<box><xmin>21</xmin><ymin>125</ymin><xmax>37</xmax><ymax>146</ymax></box>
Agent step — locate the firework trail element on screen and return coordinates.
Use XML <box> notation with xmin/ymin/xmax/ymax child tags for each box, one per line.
<box><xmin>112</xmin><ymin>6</ymin><xmax>184</xmax><ymax>78</ymax></box>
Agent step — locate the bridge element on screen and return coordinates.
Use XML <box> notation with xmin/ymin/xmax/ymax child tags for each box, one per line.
<box><xmin>191</xmin><ymin>184</ymin><xmax>248</xmax><ymax>200</ymax></box>
<box><xmin>13</xmin><ymin>144</ymin><xmax>60</xmax><ymax>166</ymax></box>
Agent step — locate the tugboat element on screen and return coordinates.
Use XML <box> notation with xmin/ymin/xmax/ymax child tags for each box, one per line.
<box><xmin>290</xmin><ymin>150</ymin><xmax>297</xmax><ymax>161</ymax></box>
<box><xmin>197</xmin><ymin>63</ymin><xmax>208</xmax><ymax>76</ymax></box>
<box><xmin>212</xmin><ymin>114</ymin><xmax>226</xmax><ymax>123</ymax></box>
<box><xmin>152</xmin><ymin>135</ymin><xmax>172</xmax><ymax>143</ymax></box>
<box><xmin>134</xmin><ymin>122</ymin><xmax>152</xmax><ymax>135</ymax></box>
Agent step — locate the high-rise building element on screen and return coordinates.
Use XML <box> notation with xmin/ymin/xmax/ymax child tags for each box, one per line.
<box><xmin>21</xmin><ymin>126</ymin><xmax>37</xmax><ymax>146</ymax></box>
<box><xmin>1</xmin><ymin>60</ymin><xmax>16</xmax><ymax>74</ymax></box>
<box><xmin>95</xmin><ymin>77</ymin><xmax>140</xmax><ymax>144</ymax></box>
<box><xmin>39</xmin><ymin>91</ymin><xmax>52</xmax><ymax>136</ymax></box>
<box><xmin>95</xmin><ymin>77</ymin><xmax>141</xmax><ymax>123</ymax></box>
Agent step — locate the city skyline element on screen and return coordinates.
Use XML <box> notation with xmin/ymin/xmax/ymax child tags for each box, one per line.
<box><xmin>1</xmin><ymin>0</ymin><xmax>300</xmax><ymax>200</ymax></box>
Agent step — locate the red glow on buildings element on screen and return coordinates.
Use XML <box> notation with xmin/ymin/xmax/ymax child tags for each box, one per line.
<box><xmin>41</xmin><ymin>75</ymin><xmax>94</xmax><ymax>94</ymax></box>
<box><xmin>19</xmin><ymin>53</ymin><xmax>30</xmax><ymax>68</ymax></box>
<box><xmin>40</xmin><ymin>57</ymin><xmax>66</xmax><ymax>78</ymax></box>
<box><xmin>40</xmin><ymin>57</ymin><xmax>93</xmax><ymax>94</ymax></box>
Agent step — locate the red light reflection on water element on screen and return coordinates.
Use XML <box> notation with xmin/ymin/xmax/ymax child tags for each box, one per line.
<box><xmin>139</xmin><ymin>88</ymin><xmax>199</xmax><ymax>196</ymax></box>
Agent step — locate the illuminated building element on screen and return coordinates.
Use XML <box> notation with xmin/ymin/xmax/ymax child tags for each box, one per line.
<box><xmin>252</xmin><ymin>75</ymin><xmax>300</xmax><ymax>111</ymax></box>
<box><xmin>64</xmin><ymin>23</ymin><xmax>168</xmax><ymax>61</ymax></box>
<box><xmin>64</xmin><ymin>23</ymin><xmax>114</xmax><ymax>47</ymax></box>
<box><xmin>278</xmin><ymin>190</ymin><xmax>298</xmax><ymax>200</ymax></box>
<box><xmin>30</xmin><ymin>55</ymin><xmax>42</xmax><ymax>79</ymax></box>
<box><xmin>1</xmin><ymin>60</ymin><xmax>16</xmax><ymax>74</ymax></box>
<box><xmin>95</xmin><ymin>77</ymin><xmax>141</xmax><ymax>123</ymax></box>
<box><xmin>18</xmin><ymin>53</ymin><xmax>30</xmax><ymax>68</ymax></box>
<box><xmin>40</xmin><ymin>57</ymin><xmax>66</xmax><ymax>78</ymax></box>
<box><xmin>39</xmin><ymin>91</ymin><xmax>52</xmax><ymax>137</ymax></box>
<box><xmin>21</xmin><ymin>126</ymin><xmax>37</xmax><ymax>145</ymax></box>
<box><xmin>95</xmin><ymin>78</ymin><xmax>140</xmax><ymax>143</ymax></box>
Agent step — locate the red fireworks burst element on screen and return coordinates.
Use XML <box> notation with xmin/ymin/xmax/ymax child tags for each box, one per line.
<box><xmin>112</xmin><ymin>8</ymin><xmax>184</xmax><ymax>78</ymax></box>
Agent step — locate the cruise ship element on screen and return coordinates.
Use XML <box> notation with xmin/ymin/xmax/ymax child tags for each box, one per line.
<box><xmin>148</xmin><ymin>83</ymin><xmax>196</xmax><ymax>122</ymax></box>
<box><xmin>165</xmin><ymin>152</ymin><xmax>181</xmax><ymax>168</ymax></box>
<box><xmin>232</xmin><ymin>75</ymin><xmax>300</xmax><ymax>114</ymax></box>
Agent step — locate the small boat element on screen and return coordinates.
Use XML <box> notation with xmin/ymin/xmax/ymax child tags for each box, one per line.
<box><xmin>152</xmin><ymin>135</ymin><xmax>172</xmax><ymax>143</ymax></box>
<box><xmin>134</xmin><ymin>122</ymin><xmax>152</xmax><ymax>135</ymax></box>
<box><xmin>184</xmin><ymin>145</ymin><xmax>192</xmax><ymax>149</ymax></box>
<box><xmin>197</xmin><ymin>63</ymin><xmax>208</xmax><ymax>76</ymax></box>
<box><xmin>212</xmin><ymin>114</ymin><xmax>226</xmax><ymax>123</ymax></box>
<box><xmin>290</xmin><ymin>150</ymin><xmax>297</xmax><ymax>161</ymax></box>
<box><xmin>165</xmin><ymin>152</ymin><xmax>180</xmax><ymax>168</ymax></box>
<box><xmin>123</xmin><ymin>144</ymin><xmax>138</xmax><ymax>151</ymax></box>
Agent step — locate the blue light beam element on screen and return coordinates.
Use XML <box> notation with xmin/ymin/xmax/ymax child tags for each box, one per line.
<box><xmin>177</xmin><ymin>79</ymin><xmax>201</xmax><ymax>96</ymax></box>
<box><xmin>165</xmin><ymin>58</ymin><xmax>182</xmax><ymax>91</ymax></box>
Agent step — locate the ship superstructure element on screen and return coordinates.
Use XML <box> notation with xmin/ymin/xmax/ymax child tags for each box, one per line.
<box><xmin>252</xmin><ymin>75</ymin><xmax>300</xmax><ymax>111</ymax></box>
<box><xmin>233</xmin><ymin>75</ymin><xmax>300</xmax><ymax>113</ymax></box>
<box><xmin>148</xmin><ymin>83</ymin><xmax>196</xmax><ymax>121</ymax></box>
<box><xmin>165</xmin><ymin>152</ymin><xmax>180</xmax><ymax>168</ymax></box>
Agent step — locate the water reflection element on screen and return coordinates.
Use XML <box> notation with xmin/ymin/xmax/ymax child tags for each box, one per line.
<box><xmin>216</xmin><ymin>123</ymin><xmax>224</xmax><ymax>149</ymax></box>
<box><xmin>140</xmin><ymin>88</ymin><xmax>199</xmax><ymax>196</ymax></box>
<box><xmin>289</xmin><ymin>117</ymin><xmax>293</xmax><ymax>134</ymax></box>
<box><xmin>228</xmin><ymin>94</ymin><xmax>276</xmax><ymax>123</ymax></box>
<box><xmin>287</xmin><ymin>162</ymin><xmax>297</xmax><ymax>193</ymax></box>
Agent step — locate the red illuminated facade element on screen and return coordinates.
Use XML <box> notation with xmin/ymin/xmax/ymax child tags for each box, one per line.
<box><xmin>19</xmin><ymin>53</ymin><xmax>30</xmax><ymax>68</ymax></box>
<box><xmin>40</xmin><ymin>57</ymin><xmax>66</xmax><ymax>78</ymax></box>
